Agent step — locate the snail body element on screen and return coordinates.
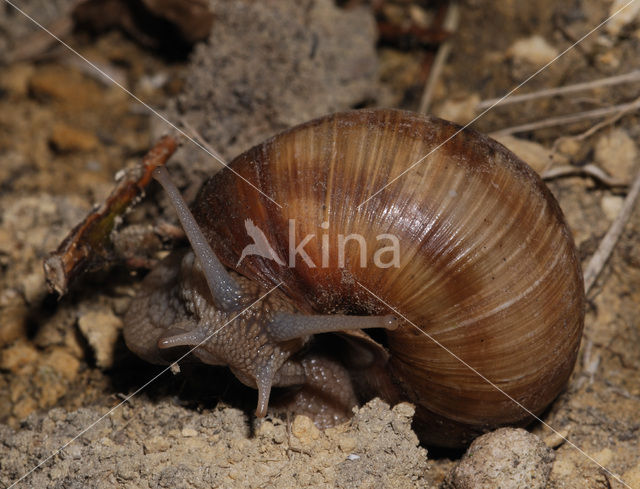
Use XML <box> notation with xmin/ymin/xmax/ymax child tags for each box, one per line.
<box><xmin>124</xmin><ymin>109</ymin><xmax>584</xmax><ymax>448</ymax></box>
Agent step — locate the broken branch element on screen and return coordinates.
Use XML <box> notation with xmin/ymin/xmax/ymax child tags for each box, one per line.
<box><xmin>43</xmin><ymin>135</ymin><xmax>178</xmax><ymax>296</ymax></box>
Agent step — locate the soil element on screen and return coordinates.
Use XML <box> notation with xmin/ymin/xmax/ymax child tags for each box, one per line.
<box><xmin>1</xmin><ymin>0</ymin><xmax>639</xmax><ymax>488</ymax></box>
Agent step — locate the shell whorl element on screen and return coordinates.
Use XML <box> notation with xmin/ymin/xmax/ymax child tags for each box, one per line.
<box><xmin>192</xmin><ymin>109</ymin><xmax>585</xmax><ymax>447</ymax></box>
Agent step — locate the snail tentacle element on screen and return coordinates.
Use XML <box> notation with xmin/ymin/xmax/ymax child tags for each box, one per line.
<box><xmin>153</xmin><ymin>166</ymin><xmax>247</xmax><ymax>312</ymax></box>
<box><xmin>267</xmin><ymin>312</ymin><xmax>398</xmax><ymax>342</ymax></box>
<box><xmin>157</xmin><ymin>322</ymin><xmax>206</xmax><ymax>349</ymax></box>
<box><xmin>253</xmin><ymin>363</ymin><xmax>276</xmax><ymax>417</ymax></box>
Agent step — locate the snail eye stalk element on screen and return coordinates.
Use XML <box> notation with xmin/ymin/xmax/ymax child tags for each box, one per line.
<box><xmin>153</xmin><ymin>166</ymin><xmax>247</xmax><ymax>311</ymax></box>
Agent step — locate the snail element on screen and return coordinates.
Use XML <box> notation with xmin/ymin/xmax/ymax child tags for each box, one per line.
<box><xmin>123</xmin><ymin>108</ymin><xmax>584</xmax><ymax>448</ymax></box>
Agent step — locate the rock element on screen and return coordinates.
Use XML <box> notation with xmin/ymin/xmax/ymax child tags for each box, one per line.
<box><xmin>21</xmin><ymin>270</ymin><xmax>47</xmax><ymax>305</ymax></box>
<box><xmin>49</xmin><ymin>123</ymin><xmax>99</xmax><ymax>152</ymax></box>
<box><xmin>337</xmin><ymin>434</ymin><xmax>356</xmax><ymax>453</ymax></box>
<box><xmin>542</xmin><ymin>428</ymin><xmax>569</xmax><ymax>449</ymax></box>
<box><xmin>594</xmin><ymin>128</ymin><xmax>638</xmax><ymax>181</ymax></box>
<box><xmin>606</xmin><ymin>0</ymin><xmax>640</xmax><ymax>37</ymax></box>
<box><xmin>409</xmin><ymin>4</ymin><xmax>433</xmax><ymax>28</ymax></box>
<box><xmin>493</xmin><ymin>135</ymin><xmax>552</xmax><ymax>174</ymax></box>
<box><xmin>555</xmin><ymin>137</ymin><xmax>582</xmax><ymax>159</ymax></box>
<box><xmin>508</xmin><ymin>35</ymin><xmax>559</xmax><ymax>67</ymax></box>
<box><xmin>601</xmin><ymin>195</ymin><xmax>624</xmax><ymax>221</ymax></box>
<box><xmin>445</xmin><ymin>428</ymin><xmax>555</xmax><ymax>489</ymax></box>
<box><xmin>433</xmin><ymin>93</ymin><xmax>480</xmax><ymax>125</ymax></box>
<box><xmin>77</xmin><ymin>309</ymin><xmax>123</xmax><ymax>369</ymax></box>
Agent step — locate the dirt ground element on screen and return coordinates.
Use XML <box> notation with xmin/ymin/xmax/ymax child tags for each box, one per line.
<box><xmin>0</xmin><ymin>0</ymin><xmax>639</xmax><ymax>488</ymax></box>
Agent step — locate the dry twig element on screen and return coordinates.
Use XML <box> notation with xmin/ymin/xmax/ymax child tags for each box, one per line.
<box><xmin>418</xmin><ymin>1</ymin><xmax>459</xmax><ymax>114</ymax></box>
<box><xmin>550</xmin><ymin>97</ymin><xmax>640</xmax><ymax>156</ymax></box>
<box><xmin>477</xmin><ymin>70</ymin><xmax>640</xmax><ymax>110</ymax></box>
<box><xmin>583</xmin><ymin>166</ymin><xmax>640</xmax><ymax>294</ymax></box>
<box><xmin>542</xmin><ymin>164</ymin><xmax>627</xmax><ymax>187</ymax></box>
<box><xmin>490</xmin><ymin>97</ymin><xmax>640</xmax><ymax>136</ymax></box>
<box><xmin>43</xmin><ymin>135</ymin><xmax>178</xmax><ymax>296</ymax></box>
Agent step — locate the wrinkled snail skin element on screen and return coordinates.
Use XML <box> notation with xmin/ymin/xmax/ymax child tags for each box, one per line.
<box><xmin>124</xmin><ymin>108</ymin><xmax>585</xmax><ymax>448</ymax></box>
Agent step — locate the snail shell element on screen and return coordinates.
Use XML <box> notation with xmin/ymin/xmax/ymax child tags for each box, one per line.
<box><xmin>186</xmin><ymin>108</ymin><xmax>584</xmax><ymax>447</ymax></box>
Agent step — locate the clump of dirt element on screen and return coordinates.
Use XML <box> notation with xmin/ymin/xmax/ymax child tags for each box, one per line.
<box><xmin>0</xmin><ymin>399</ymin><xmax>429</xmax><ymax>488</ymax></box>
<box><xmin>160</xmin><ymin>0</ymin><xmax>379</xmax><ymax>193</ymax></box>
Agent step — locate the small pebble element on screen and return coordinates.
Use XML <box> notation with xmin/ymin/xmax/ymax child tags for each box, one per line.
<box><xmin>291</xmin><ymin>415</ymin><xmax>321</xmax><ymax>445</ymax></box>
<box><xmin>493</xmin><ymin>135</ymin><xmax>552</xmax><ymax>174</ymax></box>
<box><xmin>543</xmin><ymin>429</ymin><xmax>569</xmax><ymax>449</ymax></box>
<box><xmin>77</xmin><ymin>310</ymin><xmax>122</xmax><ymax>369</ymax></box>
<box><xmin>337</xmin><ymin>434</ymin><xmax>356</xmax><ymax>453</ymax></box>
<box><xmin>594</xmin><ymin>129</ymin><xmax>638</xmax><ymax>182</ymax></box>
<box><xmin>144</xmin><ymin>436</ymin><xmax>171</xmax><ymax>453</ymax></box>
<box><xmin>606</xmin><ymin>0</ymin><xmax>640</xmax><ymax>37</ymax></box>
<box><xmin>555</xmin><ymin>137</ymin><xmax>582</xmax><ymax>159</ymax></box>
<box><xmin>21</xmin><ymin>270</ymin><xmax>46</xmax><ymax>305</ymax></box>
<box><xmin>601</xmin><ymin>195</ymin><xmax>624</xmax><ymax>221</ymax></box>
<box><xmin>508</xmin><ymin>35</ymin><xmax>558</xmax><ymax>67</ymax></box>
<box><xmin>434</xmin><ymin>93</ymin><xmax>480</xmax><ymax>125</ymax></box>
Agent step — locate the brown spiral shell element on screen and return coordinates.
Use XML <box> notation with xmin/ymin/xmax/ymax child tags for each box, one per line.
<box><xmin>191</xmin><ymin>108</ymin><xmax>585</xmax><ymax>447</ymax></box>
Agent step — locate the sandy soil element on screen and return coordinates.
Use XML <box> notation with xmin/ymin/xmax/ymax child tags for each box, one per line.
<box><xmin>0</xmin><ymin>0</ymin><xmax>639</xmax><ymax>488</ymax></box>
